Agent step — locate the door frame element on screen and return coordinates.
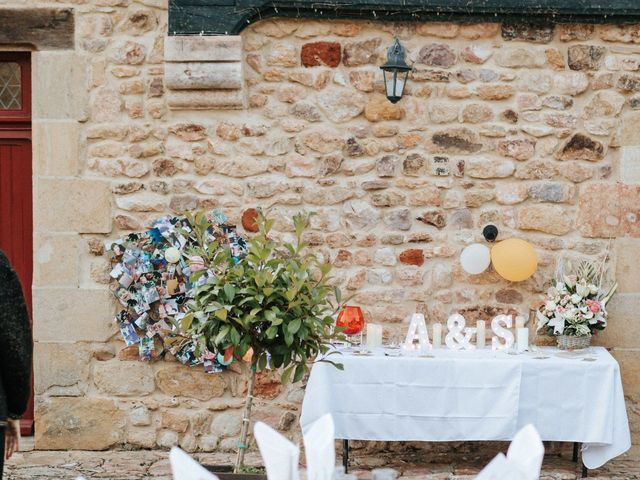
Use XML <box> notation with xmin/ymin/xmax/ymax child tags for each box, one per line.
<box><xmin>0</xmin><ymin>51</ymin><xmax>34</xmax><ymax>436</ymax></box>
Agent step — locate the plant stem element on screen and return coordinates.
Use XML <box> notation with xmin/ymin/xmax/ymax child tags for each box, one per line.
<box><xmin>234</xmin><ymin>362</ymin><xmax>257</xmax><ymax>473</ymax></box>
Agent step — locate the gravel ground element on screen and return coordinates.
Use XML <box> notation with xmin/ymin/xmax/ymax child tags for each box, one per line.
<box><xmin>4</xmin><ymin>441</ymin><xmax>639</xmax><ymax>479</ymax></box>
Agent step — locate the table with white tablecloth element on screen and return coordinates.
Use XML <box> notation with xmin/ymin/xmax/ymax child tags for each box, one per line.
<box><xmin>300</xmin><ymin>347</ymin><xmax>630</xmax><ymax>472</ymax></box>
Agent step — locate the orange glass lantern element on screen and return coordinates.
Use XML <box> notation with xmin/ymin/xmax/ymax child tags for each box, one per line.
<box><xmin>337</xmin><ymin>306</ymin><xmax>365</xmax><ymax>336</ymax></box>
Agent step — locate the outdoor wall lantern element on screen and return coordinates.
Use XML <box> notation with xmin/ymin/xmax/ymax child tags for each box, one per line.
<box><xmin>380</xmin><ymin>38</ymin><xmax>412</xmax><ymax>104</ymax></box>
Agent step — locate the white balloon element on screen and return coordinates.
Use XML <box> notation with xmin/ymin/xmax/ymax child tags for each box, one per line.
<box><xmin>460</xmin><ymin>243</ymin><xmax>491</xmax><ymax>275</ymax></box>
<box><xmin>165</xmin><ymin>247</ymin><xmax>181</xmax><ymax>264</ymax></box>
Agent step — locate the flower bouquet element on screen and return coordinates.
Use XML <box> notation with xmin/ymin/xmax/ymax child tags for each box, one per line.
<box><xmin>536</xmin><ymin>259</ymin><xmax>617</xmax><ymax>349</ymax></box>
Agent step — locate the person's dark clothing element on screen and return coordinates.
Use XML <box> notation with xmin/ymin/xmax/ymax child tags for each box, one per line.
<box><xmin>0</xmin><ymin>427</ymin><xmax>5</xmax><ymax>477</ymax></box>
<box><xmin>0</xmin><ymin>250</ymin><xmax>32</xmax><ymax>424</ymax></box>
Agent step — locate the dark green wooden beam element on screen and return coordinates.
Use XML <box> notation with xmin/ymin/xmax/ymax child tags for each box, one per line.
<box><xmin>170</xmin><ymin>0</ymin><xmax>640</xmax><ymax>35</ymax></box>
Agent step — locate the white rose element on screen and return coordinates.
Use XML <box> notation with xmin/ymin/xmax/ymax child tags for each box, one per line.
<box><xmin>545</xmin><ymin>301</ymin><xmax>557</xmax><ymax>311</ymax></box>
<box><xmin>570</xmin><ymin>293</ymin><xmax>582</xmax><ymax>304</ymax></box>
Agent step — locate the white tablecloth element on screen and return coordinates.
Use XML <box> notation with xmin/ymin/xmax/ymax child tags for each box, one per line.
<box><xmin>300</xmin><ymin>347</ymin><xmax>630</xmax><ymax>470</ymax></box>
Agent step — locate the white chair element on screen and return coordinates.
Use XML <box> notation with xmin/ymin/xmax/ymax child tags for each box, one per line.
<box><xmin>303</xmin><ymin>413</ymin><xmax>336</xmax><ymax>480</ymax></box>
<box><xmin>170</xmin><ymin>446</ymin><xmax>220</xmax><ymax>480</ymax></box>
<box><xmin>507</xmin><ymin>424</ymin><xmax>544</xmax><ymax>480</ymax></box>
<box><xmin>254</xmin><ymin>421</ymin><xmax>300</xmax><ymax>480</ymax></box>
<box><xmin>476</xmin><ymin>424</ymin><xmax>544</xmax><ymax>480</ymax></box>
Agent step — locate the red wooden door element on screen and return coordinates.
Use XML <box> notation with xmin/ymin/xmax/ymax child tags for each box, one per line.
<box><xmin>0</xmin><ymin>52</ymin><xmax>34</xmax><ymax>435</ymax></box>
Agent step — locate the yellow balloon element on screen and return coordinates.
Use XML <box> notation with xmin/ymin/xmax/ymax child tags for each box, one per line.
<box><xmin>490</xmin><ymin>238</ymin><xmax>537</xmax><ymax>282</ymax></box>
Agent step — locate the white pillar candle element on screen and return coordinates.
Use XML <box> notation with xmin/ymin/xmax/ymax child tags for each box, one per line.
<box><xmin>476</xmin><ymin>320</ymin><xmax>486</xmax><ymax>349</ymax></box>
<box><xmin>432</xmin><ymin>323</ymin><xmax>442</xmax><ymax>348</ymax></box>
<box><xmin>515</xmin><ymin>315</ymin><xmax>526</xmax><ymax>329</ymax></box>
<box><xmin>516</xmin><ymin>327</ymin><xmax>529</xmax><ymax>353</ymax></box>
<box><xmin>366</xmin><ymin>324</ymin><xmax>383</xmax><ymax>349</ymax></box>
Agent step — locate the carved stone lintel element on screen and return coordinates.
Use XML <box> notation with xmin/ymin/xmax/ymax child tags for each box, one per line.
<box><xmin>0</xmin><ymin>8</ymin><xmax>74</xmax><ymax>50</ymax></box>
<box><xmin>164</xmin><ymin>35</ymin><xmax>245</xmax><ymax>110</ymax></box>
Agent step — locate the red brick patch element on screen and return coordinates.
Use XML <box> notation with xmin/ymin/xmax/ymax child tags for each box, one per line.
<box><xmin>399</xmin><ymin>248</ymin><xmax>425</xmax><ymax>266</ymax></box>
<box><xmin>242</xmin><ymin>208</ymin><xmax>259</xmax><ymax>233</ymax></box>
<box><xmin>301</xmin><ymin>42</ymin><xmax>341</xmax><ymax>67</ymax></box>
<box><xmin>255</xmin><ymin>371</ymin><xmax>284</xmax><ymax>400</ymax></box>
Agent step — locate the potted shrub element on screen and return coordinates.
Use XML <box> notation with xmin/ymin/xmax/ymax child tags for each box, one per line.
<box><xmin>182</xmin><ymin>212</ymin><xmax>344</xmax><ymax>475</ymax></box>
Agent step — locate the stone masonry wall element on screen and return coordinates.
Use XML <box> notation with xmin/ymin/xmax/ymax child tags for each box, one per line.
<box><xmin>6</xmin><ymin>0</ymin><xmax>640</xmax><ymax>456</ymax></box>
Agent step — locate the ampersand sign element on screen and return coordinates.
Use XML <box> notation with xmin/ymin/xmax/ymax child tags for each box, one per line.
<box><xmin>445</xmin><ymin>314</ymin><xmax>477</xmax><ymax>351</ymax></box>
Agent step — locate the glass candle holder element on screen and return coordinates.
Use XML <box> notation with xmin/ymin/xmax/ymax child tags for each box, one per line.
<box><xmin>337</xmin><ymin>305</ymin><xmax>365</xmax><ymax>346</ymax></box>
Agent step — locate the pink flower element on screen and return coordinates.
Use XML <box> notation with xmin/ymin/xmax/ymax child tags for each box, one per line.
<box><xmin>586</xmin><ymin>299</ymin><xmax>601</xmax><ymax>314</ymax></box>
<box><xmin>202</xmin><ymin>350</ymin><xmax>216</xmax><ymax>361</ymax></box>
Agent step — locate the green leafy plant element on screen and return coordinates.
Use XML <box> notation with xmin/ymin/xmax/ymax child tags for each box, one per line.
<box><xmin>183</xmin><ymin>211</ymin><xmax>343</xmax><ymax>472</ymax></box>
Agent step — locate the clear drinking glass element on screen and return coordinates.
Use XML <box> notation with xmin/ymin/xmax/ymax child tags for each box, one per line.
<box><xmin>333</xmin><ymin>466</ymin><xmax>359</xmax><ymax>479</ymax></box>
<box><xmin>372</xmin><ymin>468</ymin><xmax>399</xmax><ymax>480</ymax></box>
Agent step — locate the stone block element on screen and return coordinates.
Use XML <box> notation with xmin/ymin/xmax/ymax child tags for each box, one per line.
<box><xmin>567</xmin><ymin>45</ymin><xmax>606</xmax><ymax>71</ymax></box>
<box><xmin>160</xmin><ymin>411</ymin><xmax>190</xmax><ymax>433</ymax></box>
<box><xmin>611</xmin><ymin>350</ymin><xmax>640</xmax><ymax>404</ymax></box>
<box><xmin>33</xmin><ymin>233</ymin><xmax>80</xmax><ymax>287</ymax></box>
<box><xmin>35</xmin><ymin>179</ymin><xmax>111</xmax><ymax>233</ymax></box>
<box><xmin>126</xmin><ymin>428</ymin><xmax>156</xmax><ymax>449</ymax></box>
<box><xmin>501</xmin><ymin>23</ymin><xmax>554</xmax><ymax>43</ymax></box>
<box><xmin>164</xmin><ymin>35</ymin><xmax>242</xmax><ymax>62</ymax></box>
<box><xmin>156</xmin><ymin>364</ymin><xmax>226</xmax><ymax>401</ymax></box>
<box><xmin>32</xmin><ymin>121</ymin><xmax>79</xmax><ymax>176</ymax></box>
<box><xmin>165</xmin><ymin>62</ymin><xmax>242</xmax><ymax>90</ymax></box>
<box><xmin>578</xmin><ymin>184</ymin><xmax>640</xmax><ymax>238</ymax></box>
<box><xmin>130</xmin><ymin>405</ymin><xmax>151</xmax><ymax>426</ymax></box>
<box><xmin>167</xmin><ymin>90</ymin><xmax>244</xmax><ymax>110</ymax></box>
<box><xmin>621</xmin><ymin>113</ymin><xmax>640</xmax><ymax>147</ymax></box>
<box><xmin>517</xmin><ymin>205</ymin><xmax>572</xmax><ymax>235</ymax></box>
<box><xmin>555</xmin><ymin>133</ymin><xmax>604</xmax><ymax>161</ymax></box>
<box><xmin>620</xmin><ymin>147</ymin><xmax>640</xmax><ymax>184</ymax></box>
<box><xmin>115</xmin><ymin>193</ymin><xmax>166</xmax><ymax>212</ymax></box>
<box><xmin>32</xmin><ymin>51</ymin><xmax>88</xmax><ymax>121</ymax></box>
<box><xmin>33</xmin><ymin>343</ymin><xmax>92</xmax><ymax>396</ymax></box>
<box><xmin>466</xmin><ymin>158</ymin><xmax>515</xmax><ymax>179</ymax></box>
<box><xmin>593</xmin><ymin>294</ymin><xmax>640</xmax><ymax>348</ymax></box>
<box><xmin>210</xmin><ymin>411</ymin><xmax>242</xmax><ymax>437</ymax></box>
<box><xmin>616</xmin><ymin>239</ymin><xmax>640</xmax><ymax>293</ymax></box>
<box><xmin>94</xmin><ymin>361</ymin><xmax>155</xmax><ymax>396</ymax></box>
<box><xmin>35</xmin><ymin>397</ymin><xmax>124</xmax><ymax>450</ymax></box>
<box><xmin>33</xmin><ymin>288</ymin><xmax>116</xmax><ymax>342</ymax></box>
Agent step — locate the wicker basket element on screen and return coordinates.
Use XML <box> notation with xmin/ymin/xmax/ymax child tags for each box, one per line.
<box><xmin>556</xmin><ymin>335</ymin><xmax>592</xmax><ymax>350</ymax></box>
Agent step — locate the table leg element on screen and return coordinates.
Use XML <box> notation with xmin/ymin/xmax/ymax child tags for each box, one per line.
<box><xmin>582</xmin><ymin>465</ymin><xmax>588</xmax><ymax>478</ymax></box>
<box><xmin>342</xmin><ymin>439</ymin><xmax>349</xmax><ymax>473</ymax></box>
<box><xmin>573</xmin><ymin>442</ymin><xmax>579</xmax><ymax>462</ymax></box>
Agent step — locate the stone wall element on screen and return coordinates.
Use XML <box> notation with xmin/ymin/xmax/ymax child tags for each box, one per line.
<box><xmin>7</xmin><ymin>0</ymin><xmax>640</xmax><ymax>456</ymax></box>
